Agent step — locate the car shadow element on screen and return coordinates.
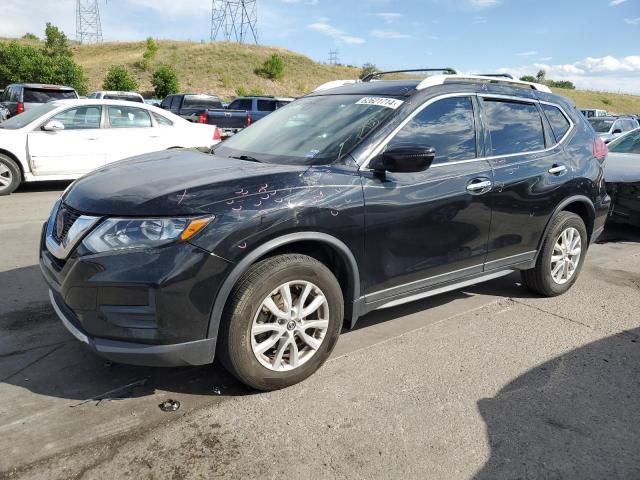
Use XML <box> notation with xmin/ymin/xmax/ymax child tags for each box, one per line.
<box><xmin>474</xmin><ymin>327</ymin><xmax>640</xmax><ymax>479</ymax></box>
<box><xmin>13</xmin><ymin>180</ymin><xmax>71</xmax><ymax>194</ymax></box>
<box><xmin>597</xmin><ymin>222</ymin><xmax>640</xmax><ymax>244</ymax></box>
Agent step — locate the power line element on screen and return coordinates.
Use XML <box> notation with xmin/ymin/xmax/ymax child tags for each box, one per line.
<box><xmin>210</xmin><ymin>0</ymin><xmax>258</xmax><ymax>44</ymax></box>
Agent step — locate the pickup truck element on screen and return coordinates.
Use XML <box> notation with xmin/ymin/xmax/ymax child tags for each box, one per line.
<box><xmin>187</xmin><ymin>96</ymin><xmax>295</xmax><ymax>138</ymax></box>
<box><xmin>160</xmin><ymin>93</ymin><xmax>225</xmax><ymax>120</ymax></box>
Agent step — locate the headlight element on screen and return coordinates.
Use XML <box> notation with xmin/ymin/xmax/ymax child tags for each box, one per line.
<box><xmin>82</xmin><ymin>216</ymin><xmax>213</xmax><ymax>254</ymax></box>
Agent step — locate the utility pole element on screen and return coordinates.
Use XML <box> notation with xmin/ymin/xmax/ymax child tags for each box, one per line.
<box><xmin>328</xmin><ymin>49</ymin><xmax>339</xmax><ymax>65</ymax></box>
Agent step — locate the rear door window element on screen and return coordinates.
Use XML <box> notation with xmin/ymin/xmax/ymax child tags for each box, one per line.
<box><xmin>107</xmin><ymin>106</ymin><xmax>152</xmax><ymax>128</ymax></box>
<box><xmin>483</xmin><ymin>99</ymin><xmax>545</xmax><ymax>156</ymax></box>
<box><xmin>388</xmin><ymin>96</ymin><xmax>477</xmax><ymax>165</ymax></box>
<box><xmin>50</xmin><ymin>106</ymin><xmax>102</xmax><ymax>129</ymax></box>
<box><xmin>541</xmin><ymin>104</ymin><xmax>571</xmax><ymax>143</ymax></box>
<box><xmin>257</xmin><ymin>100</ymin><xmax>276</xmax><ymax>112</ymax></box>
<box><xmin>229</xmin><ymin>99</ymin><xmax>253</xmax><ymax>111</ymax></box>
<box><xmin>24</xmin><ymin>88</ymin><xmax>76</xmax><ymax>103</ymax></box>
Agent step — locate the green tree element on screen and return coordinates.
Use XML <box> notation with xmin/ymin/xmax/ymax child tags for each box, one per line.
<box><xmin>519</xmin><ymin>75</ymin><xmax>536</xmax><ymax>82</ymax></box>
<box><xmin>547</xmin><ymin>80</ymin><xmax>576</xmax><ymax>90</ymax></box>
<box><xmin>536</xmin><ymin>69</ymin><xmax>546</xmax><ymax>83</ymax></box>
<box><xmin>44</xmin><ymin>22</ymin><xmax>71</xmax><ymax>57</ymax></box>
<box><xmin>151</xmin><ymin>65</ymin><xmax>179</xmax><ymax>98</ymax></box>
<box><xmin>255</xmin><ymin>53</ymin><xmax>285</xmax><ymax>80</ymax></box>
<box><xmin>139</xmin><ymin>37</ymin><xmax>159</xmax><ymax>71</ymax></box>
<box><xmin>359</xmin><ymin>62</ymin><xmax>378</xmax><ymax>80</ymax></box>
<box><xmin>102</xmin><ymin>65</ymin><xmax>139</xmax><ymax>91</ymax></box>
<box><xmin>21</xmin><ymin>33</ymin><xmax>39</xmax><ymax>41</ymax></box>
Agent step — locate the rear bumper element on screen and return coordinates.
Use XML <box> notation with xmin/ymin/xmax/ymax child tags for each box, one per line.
<box><xmin>49</xmin><ymin>290</ymin><xmax>216</xmax><ymax>366</ymax></box>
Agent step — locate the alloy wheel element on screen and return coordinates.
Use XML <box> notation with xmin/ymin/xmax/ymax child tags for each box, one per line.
<box><xmin>0</xmin><ymin>163</ymin><xmax>13</xmax><ymax>189</ymax></box>
<box><xmin>550</xmin><ymin>227</ymin><xmax>582</xmax><ymax>285</ymax></box>
<box><xmin>251</xmin><ymin>280</ymin><xmax>329</xmax><ymax>372</ymax></box>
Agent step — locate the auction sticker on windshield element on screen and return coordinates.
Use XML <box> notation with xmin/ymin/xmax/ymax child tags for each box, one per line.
<box><xmin>356</xmin><ymin>97</ymin><xmax>404</xmax><ymax>109</ymax></box>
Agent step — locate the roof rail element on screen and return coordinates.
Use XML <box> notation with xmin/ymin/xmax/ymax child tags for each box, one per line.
<box><xmin>313</xmin><ymin>79</ymin><xmax>360</xmax><ymax>92</ymax></box>
<box><xmin>416</xmin><ymin>74</ymin><xmax>552</xmax><ymax>93</ymax></box>
<box><xmin>473</xmin><ymin>73</ymin><xmax>515</xmax><ymax>79</ymax></box>
<box><xmin>362</xmin><ymin>68</ymin><xmax>457</xmax><ymax>82</ymax></box>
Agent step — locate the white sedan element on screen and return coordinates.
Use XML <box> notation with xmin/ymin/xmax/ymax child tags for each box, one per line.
<box><xmin>0</xmin><ymin>99</ymin><xmax>221</xmax><ymax>195</ymax></box>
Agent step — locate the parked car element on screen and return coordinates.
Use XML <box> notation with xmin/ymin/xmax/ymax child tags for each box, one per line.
<box><xmin>604</xmin><ymin>128</ymin><xmax>640</xmax><ymax>226</ymax></box>
<box><xmin>144</xmin><ymin>98</ymin><xmax>162</xmax><ymax>107</ymax></box>
<box><xmin>0</xmin><ymin>99</ymin><xmax>221</xmax><ymax>195</ymax></box>
<box><xmin>160</xmin><ymin>93</ymin><xmax>223</xmax><ymax>119</ymax></box>
<box><xmin>88</xmin><ymin>91</ymin><xmax>144</xmax><ymax>103</ymax></box>
<box><xmin>39</xmin><ymin>72</ymin><xmax>609</xmax><ymax>391</ymax></box>
<box><xmin>588</xmin><ymin>116</ymin><xmax>639</xmax><ymax>143</ymax></box>
<box><xmin>579</xmin><ymin>108</ymin><xmax>608</xmax><ymax>118</ymax></box>
<box><xmin>183</xmin><ymin>96</ymin><xmax>295</xmax><ymax>138</ymax></box>
<box><xmin>1</xmin><ymin>83</ymin><xmax>78</xmax><ymax>117</ymax></box>
<box><xmin>0</xmin><ymin>104</ymin><xmax>8</xmax><ymax>123</ymax></box>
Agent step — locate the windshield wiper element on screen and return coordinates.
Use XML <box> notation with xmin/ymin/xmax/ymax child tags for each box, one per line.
<box><xmin>228</xmin><ymin>155</ymin><xmax>262</xmax><ymax>163</ymax></box>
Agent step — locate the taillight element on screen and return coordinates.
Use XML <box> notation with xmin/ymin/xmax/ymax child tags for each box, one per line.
<box><xmin>246</xmin><ymin>112</ymin><xmax>252</xmax><ymax>127</ymax></box>
<box><xmin>16</xmin><ymin>102</ymin><xmax>24</xmax><ymax>114</ymax></box>
<box><xmin>213</xmin><ymin>127</ymin><xmax>221</xmax><ymax>141</ymax></box>
<box><xmin>593</xmin><ymin>137</ymin><xmax>607</xmax><ymax>163</ymax></box>
<box><xmin>198</xmin><ymin>112</ymin><xmax>207</xmax><ymax>124</ymax></box>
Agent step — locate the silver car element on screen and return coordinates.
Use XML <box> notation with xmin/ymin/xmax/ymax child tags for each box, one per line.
<box><xmin>588</xmin><ymin>116</ymin><xmax>639</xmax><ymax>143</ymax></box>
<box><xmin>0</xmin><ymin>83</ymin><xmax>78</xmax><ymax>117</ymax></box>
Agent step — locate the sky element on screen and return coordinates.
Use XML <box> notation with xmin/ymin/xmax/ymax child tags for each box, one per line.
<box><xmin>1</xmin><ymin>0</ymin><xmax>639</xmax><ymax>93</ymax></box>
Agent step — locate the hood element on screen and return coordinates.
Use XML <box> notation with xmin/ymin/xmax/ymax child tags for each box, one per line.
<box><xmin>604</xmin><ymin>152</ymin><xmax>640</xmax><ymax>183</ymax></box>
<box><xmin>63</xmin><ymin>149</ymin><xmax>308</xmax><ymax>216</ymax></box>
<box><xmin>599</xmin><ymin>133</ymin><xmax>615</xmax><ymax>143</ymax></box>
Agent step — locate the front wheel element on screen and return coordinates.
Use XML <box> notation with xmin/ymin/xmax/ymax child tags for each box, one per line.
<box><xmin>521</xmin><ymin>211</ymin><xmax>588</xmax><ymax>296</ymax></box>
<box><xmin>219</xmin><ymin>254</ymin><xmax>344</xmax><ymax>391</ymax></box>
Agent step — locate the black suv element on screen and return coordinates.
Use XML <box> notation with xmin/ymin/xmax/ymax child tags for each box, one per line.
<box><xmin>40</xmin><ymin>71</ymin><xmax>610</xmax><ymax>390</ymax></box>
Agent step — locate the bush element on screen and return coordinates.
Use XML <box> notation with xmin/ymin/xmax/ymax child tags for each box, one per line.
<box><xmin>139</xmin><ymin>37</ymin><xmax>158</xmax><ymax>71</ymax></box>
<box><xmin>360</xmin><ymin>63</ymin><xmax>378</xmax><ymax>80</ymax></box>
<box><xmin>249</xmin><ymin>88</ymin><xmax>264</xmax><ymax>96</ymax></box>
<box><xmin>0</xmin><ymin>32</ymin><xmax>87</xmax><ymax>95</ymax></box>
<box><xmin>255</xmin><ymin>53</ymin><xmax>285</xmax><ymax>80</ymax></box>
<box><xmin>519</xmin><ymin>75</ymin><xmax>536</xmax><ymax>82</ymax></box>
<box><xmin>547</xmin><ymin>80</ymin><xmax>576</xmax><ymax>90</ymax></box>
<box><xmin>22</xmin><ymin>33</ymin><xmax>39</xmax><ymax>41</ymax></box>
<box><xmin>235</xmin><ymin>86</ymin><xmax>248</xmax><ymax>97</ymax></box>
<box><xmin>151</xmin><ymin>65</ymin><xmax>179</xmax><ymax>98</ymax></box>
<box><xmin>103</xmin><ymin>65</ymin><xmax>139</xmax><ymax>91</ymax></box>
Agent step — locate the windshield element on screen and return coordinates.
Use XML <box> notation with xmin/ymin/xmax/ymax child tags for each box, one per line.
<box><xmin>0</xmin><ymin>103</ymin><xmax>59</xmax><ymax>129</ymax></box>
<box><xmin>214</xmin><ymin>94</ymin><xmax>402</xmax><ymax>165</ymax></box>
<box><xmin>104</xmin><ymin>94</ymin><xmax>143</xmax><ymax>103</ymax></box>
<box><xmin>183</xmin><ymin>95</ymin><xmax>222</xmax><ymax>110</ymax></box>
<box><xmin>589</xmin><ymin>118</ymin><xmax>614</xmax><ymax>133</ymax></box>
<box><xmin>608</xmin><ymin>129</ymin><xmax>640</xmax><ymax>154</ymax></box>
<box><xmin>24</xmin><ymin>88</ymin><xmax>76</xmax><ymax>103</ymax></box>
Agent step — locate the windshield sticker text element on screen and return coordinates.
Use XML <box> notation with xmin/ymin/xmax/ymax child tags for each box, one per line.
<box><xmin>356</xmin><ymin>97</ymin><xmax>404</xmax><ymax>110</ymax></box>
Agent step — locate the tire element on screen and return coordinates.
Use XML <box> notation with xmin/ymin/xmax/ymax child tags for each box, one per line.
<box><xmin>0</xmin><ymin>154</ymin><xmax>21</xmax><ymax>196</ymax></box>
<box><xmin>521</xmin><ymin>211</ymin><xmax>588</xmax><ymax>297</ymax></box>
<box><xmin>219</xmin><ymin>254</ymin><xmax>344</xmax><ymax>391</ymax></box>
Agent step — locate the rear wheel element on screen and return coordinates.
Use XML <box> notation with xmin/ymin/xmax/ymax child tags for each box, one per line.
<box><xmin>521</xmin><ymin>211</ymin><xmax>587</xmax><ymax>296</ymax></box>
<box><xmin>0</xmin><ymin>154</ymin><xmax>21</xmax><ymax>196</ymax></box>
<box><xmin>219</xmin><ymin>254</ymin><xmax>344</xmax><ymax>391</ymax></box>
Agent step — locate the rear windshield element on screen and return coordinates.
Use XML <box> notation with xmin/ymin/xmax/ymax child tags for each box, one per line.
<box><xmin>608</xmin><ymin>130</ymin><xmax>640</xmax><ymax>154</ymax></box>
<box><xmin>183</xmin><ymin>95</ymin><xmax>222</xmax><ymax>110</ymax></box>
<box><xmin>103</xmin><ymin>94</ymin><xmax>143</xmax><ymax>103</ymax></box>
<box><xmin>23</xmin><ymin>88</ymin><xmax>77</xmax><ymax>103</ymax></box>
<box><xmin>588</xmin><ymin>118</ymin><xmax>614</xmax><ymax>133</ymax></box>
<box><xmin>0</xmin><ymin>103</ymin><xmax>59</xmax><ymax>129</ymax></box>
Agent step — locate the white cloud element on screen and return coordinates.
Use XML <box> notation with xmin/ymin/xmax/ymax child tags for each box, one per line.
<box><xmin>517</xmin><ymin>50</ymin><xmax>539</xmax><ymax>56</ymax></box>
<box><xmin>371</xmin><ymin>29</ymin><xmax>411</xmax><ymax>39</ymax></box>
<box><xmin>375</xmin><ymin>12</ymin><xmax>404</xmax><ymax>24</ymax></box>
<box><xmin>539</xmin><ymin>56</ymin><xmax>553</xmax><ymax>61</ymax></box>
<box><xmin>307</xmin><ymin>22</ymin><xmax>365</xmax><ymax>44</ymax></box>
<box><xmin>473</xmin><ymin>16</ymin><xmax>488</xmax><ymax>24</ymax></box>
<box><xmin>624</xmin><ymin>17</ymin><xmax>640</xmax><ymax>25</ymax></box>
<box><xmin>609</xmin><ymin>0</ymin><xmax>627</xmax><ymax>5</ymax></box>
<box><xmin>500</xmin><ymin>55</ymin><xmax>640</xmax><ymax>94</ymax></box>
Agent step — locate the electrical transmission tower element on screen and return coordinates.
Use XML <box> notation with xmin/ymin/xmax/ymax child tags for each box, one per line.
<box><xmin>210</xmin><ymin>0</ymin><xmax>258</xmax><ymax>44</ymax></box>
<box><xmin>76</xmin><ymin>0</ymin><xmax>103</xmax><ymax>44</ymax></box>
<box><xmin>328</xmin><ymin>49</ymin><xmax>339</xmax><ymax>65</ymax></box>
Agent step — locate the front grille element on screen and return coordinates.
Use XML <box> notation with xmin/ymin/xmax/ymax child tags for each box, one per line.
<box><xmin>52</xmin><ymin>204</ymin><xmax>82</xmax><ymax>243</ymax></box>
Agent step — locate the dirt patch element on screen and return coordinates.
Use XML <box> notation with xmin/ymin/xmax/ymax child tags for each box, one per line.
<box><xmin>0</xmin><ymin>302</ymin><xmax>56</xmax><ymax>332</ymax></box>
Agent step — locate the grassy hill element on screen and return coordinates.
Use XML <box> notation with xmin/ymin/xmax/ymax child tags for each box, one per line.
<box><xmin>72</xmin><ymin>40</ymin><xmax>360</xmax><ymax>100</ymax></box>
<box><xmin>3</xmin><ymin>38</ymin><xmax>640</xmax><ymax>111</ymax></box>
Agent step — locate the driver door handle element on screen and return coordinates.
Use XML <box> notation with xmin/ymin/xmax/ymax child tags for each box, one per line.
<box><xmin>466</xmin><ymin>179</ymin><xmax>492</xmax><ymax>192</ymax></box>
<box><xmin>548</xmin><ymin>164</ymin><xmax>567</xmax><ymax>175</ymax></box>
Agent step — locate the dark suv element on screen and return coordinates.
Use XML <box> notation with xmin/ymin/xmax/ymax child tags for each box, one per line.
<box><xmin>40</xmin><ymin>71</ymin><xmax>610</xmax><ymax>391</ymax></box>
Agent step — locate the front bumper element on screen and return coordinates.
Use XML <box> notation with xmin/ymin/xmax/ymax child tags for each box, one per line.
<box><xmin>40</xmin><ymin>218</ymin><xmax>233</xmax><ymax>366</ymax></box>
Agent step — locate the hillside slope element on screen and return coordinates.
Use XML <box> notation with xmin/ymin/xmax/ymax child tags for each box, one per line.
<box><xmin>72</xmin><ymin>40</ymin><xmax>359</xmax><ymax>100</ymax></box>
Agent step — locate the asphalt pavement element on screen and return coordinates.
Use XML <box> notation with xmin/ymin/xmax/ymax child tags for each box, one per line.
<box><xmin>1</xmin><ymin>182</ymin><xmax>639</xmax><ymax>479</ymax></box>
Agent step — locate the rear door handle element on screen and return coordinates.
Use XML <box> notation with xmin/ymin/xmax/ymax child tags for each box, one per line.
<box><xmin>548</xmin><ymin>164</ymin><xmax>567</xmax><ymax>175</ymax></box>
<box><xmin>466</xmin><ymin>179</ymin><xmax>492</xmax><ymax>193</ymax></box>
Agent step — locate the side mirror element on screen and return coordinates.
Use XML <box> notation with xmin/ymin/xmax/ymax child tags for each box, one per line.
<box><xmin>42</xmin><ymin>121</ymin><xmax>65</xmax><ymax>132</ymax></box>
<box><xmin>612</xmin><ymin>128</ymin><xmax>623</xmax><ymax>135</ymax></box>
<box><xmin>370</xmin><ymin>143</ymin><xmax>436</xmax><ymax>173</ymax></box>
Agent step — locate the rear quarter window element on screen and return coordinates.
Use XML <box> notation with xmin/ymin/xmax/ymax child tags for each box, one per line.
<box><xmin>541</xmin><ymin>104</ymin><xmax>572</xmax><ymax>143</ymax></box>
<box><xmin>483</xmin><ymin>99</ymin><xmax>545</xmax><ymax>156</ymax></box>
